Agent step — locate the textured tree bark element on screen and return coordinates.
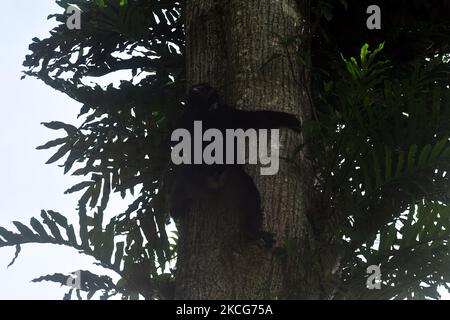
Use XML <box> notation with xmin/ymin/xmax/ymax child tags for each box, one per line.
<box><xmin>175</xmin><ymin>0</ymin><xmax>321</xmax><ymax>299</ymax></box>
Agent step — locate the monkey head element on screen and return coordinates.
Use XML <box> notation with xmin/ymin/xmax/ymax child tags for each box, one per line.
<box><xmin>186</xmin><ymin>83</ymin><xmax>220</xmax><ymax>113</ymax></box>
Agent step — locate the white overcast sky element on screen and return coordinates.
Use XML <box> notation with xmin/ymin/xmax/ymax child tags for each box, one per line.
<box><xmin>0</xmin><ymin>1</ymin><xmax>125</xmax><ymax>299</ymax></box>
<box><xmin>0</xmin><ymin>0</ymin><xmax>449</xmax><ymax>300</ymax></box>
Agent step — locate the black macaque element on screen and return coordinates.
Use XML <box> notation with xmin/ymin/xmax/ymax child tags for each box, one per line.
<box><xmin>169</xmin><ymin>83</ymin><xmax>301</xmax><ymax>247</ymax></box>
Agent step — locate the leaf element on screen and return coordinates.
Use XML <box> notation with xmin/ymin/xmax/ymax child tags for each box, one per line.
<box><xmin>406</xmin><ymin>144</ymin><xmax>418</xmax><ymax>173</ymax></box>
<box><xmin>45</xmin><ymin>142</ymin><xmax>73</xmax><ymax>165</ymax></box>
<box><xmin>64</xmin><ymin>143</ymin><xmax>84</xmax><ymax>174</ymax></box>
<box><xmin>100</xmin><ymin>173</ymin><xmax>111</xmax><ymax>210</ymax></box>
<box><xmin>12</xmin><ymin>221</ymin><xmax>36</xmax><ymax>239</ymax></box>
<box><xmin>47</xmin><ymin>210</ymin><xmax>68</xmax><ymax>228</ymax></box>
<box><xmin>114</xmin><ymin>242</ymin><xmax>124</xmax><ymax>269</ymax></box>
<box><xmin>41</xmin><ymin>121</ymin><xmax>77</xmax><ymax>134</ymax></box>
<box><xmin>394</xmin><ymin>148</ymin><xmax>405</xmax><ymax>178</ymax></box>
<box><xmin>418</xmin><ymin>144</ymin><xmax>432</xmax><ymax>167</ymax></box>
<box><xmin>367</xmin><ymin>42</ymin><xmax>385</xmax><ymax>66</ymax></box>
<box><xmin>102</xmin><ymin>219</ymin><xmax>115</xmax><ymax>262</ymax></box>
<box><xmin>48</xmin><ymin>211</ymin><xmax>77</xmax><ymax>244</ymax></box>
<box><xmin>32</xmin><ymin>272</ymin><xmax>68</xmax><ymax>285</ymax></box>
<box><xmin>95</xmin><ymin>0</ymin><xmax>106</xmax><ymax>7</ymax></box>
<box><xmin>360</xmin><ymin>43</ymin><xmax>369</xmax><ymax>68</ymax></box>
<box><xmin>30</xmin><ymin>218</ymin><xmax>50</xmax><ymax>239</ymax></box>
<box><xmin>36</xmin><ymin>137</ymin><xmax>68</xmax><ymax>150</ymax></box>
<box><xmin>372</xmin><ymin>151</ymin><xmax>382</xmax><ymax>187</ymax></box>
<box><xmin>429</xmin><ymin>137</ymin><xmax>448</xmax><ymax>162</ymax></box>
<box><xmin>78</xmin><ymin>104</ymin><xmax>91</xmax><ymax>118</ymax></box>
<box><xmin>77</xmin><ymin>203</ymin><xmax>89</xmax><ymax>248</ymax></box>
<box><xmin>72</xmin><ymin>166</ymin><xmax>94</xmax><ymax>176</ymax></box>
<box><xmin>0</xmin><ymin>227</ymin><xmax>19</xmax><ymax>242</ymax></box>
<box><xmin>90</xmin><ymin>209</ymin><xmax>104</xmax><ymax>253</ymax></box>
<box><xmin>360</xmin><ymin>161</ymin><xmax>372</xmax><ymax>193</ymax></box>
<box><xmin>65</xmin><ymin>181</ymin><xmax>94</xmax><ymax>194</ymax></box>
<box><xmin>379</xmin><ymin>224</ymin><xmax>396</xmax><ymax>252</ymax></box>
<box><xmin>89</xmin><ymin>181</ymin><xmax>102</xmax><ymax>209</ymax></box>
<box><xmin>7</xmin><ymin>245</ymin><xmax>21</xmax><ymax>268</ymax></box>
<box><xmin>384</xmin><ymin>146</ymin><xmax>392</xmax><ymax>181</ymax></box>
<box><xmin>65</xmin><ymin>225</ymin><xmax>78</xmax><ymax>245</ymax></box>
<box><xmin>441</xmin><ymin>146</ymin><xmax>450</xmax><ymax>159</ymax></box>
<box><xmin>41</xmin><ymin>210</ymin><xmax>63</xmax><ymax>241</ymax></box>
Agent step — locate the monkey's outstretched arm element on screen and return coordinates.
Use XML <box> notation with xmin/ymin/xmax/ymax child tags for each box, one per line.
<box><xmin>233</xmin><ymin>109</ymin><xmax>301</xmax><ymax>132</ymax></box>
<box><xmin>208</xmin><ymin>106</ymin><xmax>302</xmax><ymax>132</ymax></box>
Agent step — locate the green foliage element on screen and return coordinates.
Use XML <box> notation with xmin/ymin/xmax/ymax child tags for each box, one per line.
<box><xmin>309</xmin><ymin>42</ymin><xmax>450</xmax><ymax>299</ymax></box>
<box><xmin>1</xmin><ymin>0</ymin><xmax>450</xmax><ymax>300</ymax></box>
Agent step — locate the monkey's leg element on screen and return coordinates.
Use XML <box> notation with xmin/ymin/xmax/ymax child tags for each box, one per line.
<box><xmin>227</xmin><ymin>167</ymin><xmax>275</xmax><ymax>247</ymax></box>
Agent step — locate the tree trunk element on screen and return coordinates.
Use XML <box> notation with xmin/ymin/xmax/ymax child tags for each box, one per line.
<box><xmin>175</xmin><ymin>0</ymin><xmax>322</xmax><ymax>299</ymax></box>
